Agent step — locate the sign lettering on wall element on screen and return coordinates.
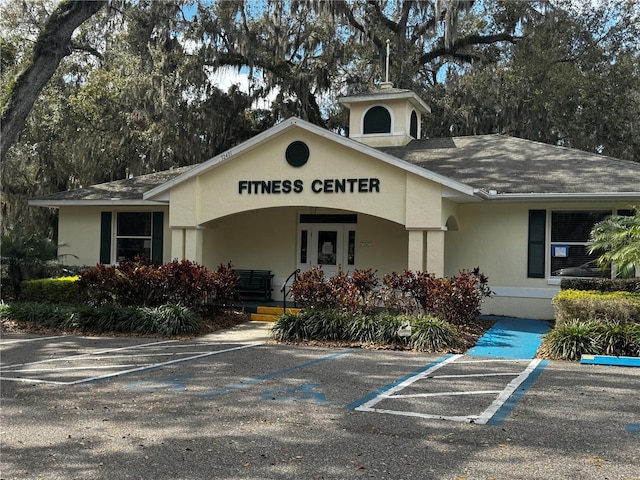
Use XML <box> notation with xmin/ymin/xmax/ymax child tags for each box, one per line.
<box><xmin>238</xmin><ymin>178</ymin><xmax>380</xmax><ymax>194</ymax></box>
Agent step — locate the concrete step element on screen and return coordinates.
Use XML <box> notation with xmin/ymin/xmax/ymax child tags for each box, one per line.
<box><xmin>250</xmin><ymin>313</ymin><xmax>279</xmax><ymax>322</ymax></box>
<box><xmin>257</xmin><ymin>306</ymin><xmax>301</xmax><ymax>315</ymax></box>
<box><xmin>250</xmin><ymin>306</ymin><xmax>301</xmax><ymax>322</ymax></box>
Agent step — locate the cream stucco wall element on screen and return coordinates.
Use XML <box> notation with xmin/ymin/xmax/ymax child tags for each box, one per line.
<box><xmin>170</xmin><ymin>128</ymin><xmax>443</xmax><ymax>230</ymax></box>
<box><xmin>445</xmin><ymin>201</ymin><xmax>633</xmax><ymax>319</ymax></box>
<box><xmin>57</xmin><ymin>206</ymin><xmax>102</xmax><ymax>266</ymax></box>
<box><xmin>199</xmin><ymin>207</ymin><xmax>409</xmax><ymax>300</ymax></box>
<box><xmin>57</xmin><ymin>205</ymin><xmax>170</xmax><ymax>266</ymax></box>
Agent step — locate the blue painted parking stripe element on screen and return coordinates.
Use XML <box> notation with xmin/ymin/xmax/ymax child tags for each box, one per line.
<box><xmin>484</xmin><ymin>359</ymin><xmax>549</xmax><ymax>426</ymax></box>
<box><xmin>201</xmin><ymin>349</ymin><xmax>353</xmax><ymax>398</ymax></box>
<box><xmin>344</xmin><ymin>354</ymin><xmax>453</xmax><ymax>411</ymax></box>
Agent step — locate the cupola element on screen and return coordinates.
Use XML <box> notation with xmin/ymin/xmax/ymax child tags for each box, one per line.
<box><xmin>339</xmin><ymin>40</ymin><xmax>430</xmax><ymax>147</ymax></box>
<box><xmin>338</xmin><ymin>86</ymin><xmax>431</xmax><ymax>147</ymax></box>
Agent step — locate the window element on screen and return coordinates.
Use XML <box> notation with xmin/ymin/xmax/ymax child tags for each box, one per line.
<box><xmin>550</xmin><ymin>210</ymin><xmax>611</xmax><ymax>278</ymax></box>
<box><xmin>363</xmin><ymin>106</ymin><xmax>391</xmax><ymax>134</ymax></box>
<box><xmin>99</xmin><ymin>211</ymin><xmax>163</xmax><ymax>264</ymax></box>
<box><xmin>410</xmin><ymin>110</ymin><xmax>418</xmax><ymax>138</ymax></box>
<box><xmin>117</xmin><ymin>212</ymin><xmax>153</xmax><ymax>261</ymax></box>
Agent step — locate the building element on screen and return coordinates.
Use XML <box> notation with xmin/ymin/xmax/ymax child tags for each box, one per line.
<box><xmin>30</xmin><ymin>84</ymin><xmax>640</xmax><ymax>319</ymax></box>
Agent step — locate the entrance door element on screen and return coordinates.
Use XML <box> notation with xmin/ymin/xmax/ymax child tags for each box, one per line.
<box><xmin>297</xmin><ymin>224</ymin><xmax>351</xmax><ymax>277</ymax></box>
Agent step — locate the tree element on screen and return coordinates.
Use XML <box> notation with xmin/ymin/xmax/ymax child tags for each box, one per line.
<box><xmin>589</xmin><ymin>207</ymin><xmax>640</xmax><ymax>278</ymax></box>
<box><xmin>424</xmin><ymin>0</ymin><xmax>640</xmax><ymax>161</ymax></box>
<box><xmin>1</xmin><ymin>0</ymin><xmax>107</xmax><ymax>162</ymax></box>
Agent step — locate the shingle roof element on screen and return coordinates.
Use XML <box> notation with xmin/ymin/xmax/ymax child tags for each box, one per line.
<box><xmin>31</xmin><ymin>133</ymin><xmax>640</xmax><ymax>206</ymax></box>
<box><xmin>31</xmin><ymin>166</ymin><xmax>196</xmax><ymax>203</ymax></box>
<box><xmin>379</xmin><ymin>134</ymin><xmax>640</xmax><ymax>194</ymax></box>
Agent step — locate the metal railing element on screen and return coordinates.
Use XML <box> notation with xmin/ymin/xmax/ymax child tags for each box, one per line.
<box><xmin>280</xmin><ymin>268</ymin><xmax>300</xmax><ymax>312</ymax></box>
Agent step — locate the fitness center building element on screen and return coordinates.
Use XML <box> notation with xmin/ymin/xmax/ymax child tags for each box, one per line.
<box><xmin>31</xmin><ymin>84</ymin><xmax>640</xmax><ymax>319</ymax></box>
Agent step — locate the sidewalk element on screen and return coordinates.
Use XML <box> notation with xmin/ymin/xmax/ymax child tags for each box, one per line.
<box><xmin>465</xmin><ymin>316</ymin><xmax>552</xmax><ymax>359</ymax></box>
<box><xmin>201</xmin><ymin>321</ymin><xmax>273</xmax><ymax>343</ymax></box>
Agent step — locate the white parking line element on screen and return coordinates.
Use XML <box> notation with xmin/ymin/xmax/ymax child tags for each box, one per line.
<box><xmin>0</xmin><ymin>335</ymin><xmax>67</xmax><ymax>345</ymax></box>
<box><xmin>354</xmin><ymin>355</ymin><xmax>545</xmax><ymax>424</ymax></box>
<box><xmin>0</xmin><ymin>340</ymin><xmax>177</xmax><ymax>370</ymax></box>
<box><xmin>1</xmin><ymin>343</ymin><xmax>260</xmax><ymax>385</ymax></box>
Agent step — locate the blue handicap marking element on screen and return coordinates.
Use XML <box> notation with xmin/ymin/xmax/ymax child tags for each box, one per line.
<box><xmin>625</xmin><ymin>423</ymin><xmax>640</xmax><ymax>434</ymax></box>
<box><xmin>261</xmin><ymin>382</ymin><xmax>329</xmax><ymax>403</ymax></box>
<box><xmin>127</xmin><ymin>375</ymin><xmax>192</xmax><ymax>392</ymax></box>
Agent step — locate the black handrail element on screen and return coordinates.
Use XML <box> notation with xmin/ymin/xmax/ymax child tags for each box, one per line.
<box><xmin>280</xmin><ymin>268</ymin><xmax>300</xmax><ymax>312</ymax></box>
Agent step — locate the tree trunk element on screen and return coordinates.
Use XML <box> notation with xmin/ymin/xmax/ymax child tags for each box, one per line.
<box><xmin>0</xmin><ymin>0</ymin><xmax>107</xmax><ymax>161</ymax></box>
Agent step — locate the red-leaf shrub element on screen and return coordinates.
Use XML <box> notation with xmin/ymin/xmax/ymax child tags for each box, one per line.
<box><xmin>78</xmin><ymin>259</ymin><xmax>239</xmax><ymax>311</ymax></box>
<box><xmin>381</xmin><ymin>267</ymin><xmax>492</xmax><ymax>324</ymax></box>
<box><xmin>290</xmin><ymin>267</ymin><xmax>380</xmax><ymax>314</ymax></box>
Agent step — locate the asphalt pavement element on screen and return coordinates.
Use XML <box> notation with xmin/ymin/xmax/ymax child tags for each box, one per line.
<box><xmin>1</xmin><ymin>321</ymin><xmax>639</xmax><ymax>480</ymax></box>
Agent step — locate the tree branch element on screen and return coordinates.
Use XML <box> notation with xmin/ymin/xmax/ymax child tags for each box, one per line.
<box><xmin>420</xmin><ymin>32</ymin><xmax>517</xmax><ymax>64</ymax></box>
<box><xmin>1</xmin><ymin>0</ymin><xmax>106</xmax><ymax>161</ymax></box>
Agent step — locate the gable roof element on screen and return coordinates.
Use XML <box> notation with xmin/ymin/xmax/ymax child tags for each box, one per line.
<box><xmin>142</xmin><ymin>117</ymin><xmax>478</xmax><ymax>202</ymax></box>
<box><xmin>380</xmin><ymin>135</ymin><xmax>640</xmax><ymax>200</ymax></box>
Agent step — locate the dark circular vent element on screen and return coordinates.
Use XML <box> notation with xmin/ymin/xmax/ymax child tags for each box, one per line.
<box><xmin>285</xmin><ymin>141</ymin><xmax>309</xmax><ymax>167</ymax></box>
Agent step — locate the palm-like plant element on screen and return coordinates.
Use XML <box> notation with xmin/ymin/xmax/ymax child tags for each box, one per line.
<box><xmin>588</xmin><ymin>207</ymin><xmax>640</xmax><ymax>278</ymax></box>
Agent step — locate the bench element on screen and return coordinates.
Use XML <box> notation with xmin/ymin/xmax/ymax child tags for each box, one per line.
<box><xmin>233</xmin><ymin>269</ymin><xmax>274</xmax><ymax>301</ymax></box>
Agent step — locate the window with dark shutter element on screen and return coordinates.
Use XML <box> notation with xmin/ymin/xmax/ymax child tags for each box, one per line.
<box><xmin>99</xmin><ymin>212</ymin><xmax>112</xmax><ymax>264</ymax></box>
<box><xmin>527</xmin><ymin>210</ymin><xmax>546</xmax><ymax>278</ymax></box>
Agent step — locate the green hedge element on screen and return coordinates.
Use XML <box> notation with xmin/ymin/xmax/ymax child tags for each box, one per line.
<box><xmin>560</xmin><ymin>277</ymin><xmax>640</xmax><ymax>293</ymax></box>
<box><xmin>552</xmin><ymin>289</ymin><xmax>640</xmax><ymax>326</ymax></box>
<box><xmin>20</xmin><ymin>276</ymin><xmax>80</xmax><ymax>304</ymax></box>
<box><xmin>0</xmin><ymin>302</ymin><xmax>202</xmax><ymax>336</ymax></box>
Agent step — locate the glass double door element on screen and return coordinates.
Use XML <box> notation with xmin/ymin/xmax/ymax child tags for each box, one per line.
<box><xmin>297</xmin><ymin>224</ymin><xmax>354</xmax><ymax>277</ymax></box>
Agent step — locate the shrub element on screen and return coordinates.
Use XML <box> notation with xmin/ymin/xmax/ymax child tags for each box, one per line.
<box><xmin>289</xmin><ymin>267</ymin><xmax>336</xmax><ymax>309</ymax></box>
<box><xmin>552</xmin><ymin>289</ymin><xmax>640</xmax><ymax>326</ymax></box>
<box><xmin>349</xmin><ymin>314</ymin><xmax>383</xmax><ymax>343</ymax></box>
<box><xmin>77</xmin><ymin>259</ymin><xmax>238</xmax><ymax>311</ymax></box>
<box><xmin>20</xmin><ymin>276</ymin><xmax>80</xmax><ymax>304</ymax></box>
<box><xmin>410</xmin><ymin>316</ymin><xmax>459</xmax><ymax>352</ymax></box>
<box><xmin>290</xmin><ymin>267</ymin><xmax>380</xmax><ymax>314</ymax></box>
<box><xmin>539</xmin><ymin>319</ymin><xmax>601</xmax><ymax>360</ymax></box>
<box><xmin>0</xmin><ymin>234</ymin><xmax>57</xmax><ymax>299</ymax></box>
<box><xmin>596</xmin><ymin>322</ymin><xmax>640</xmax><ymax>357</ymax></box>
<box><xmin>348</xmin><ymin>312</ymin><xmax>404</xmax><ymax>345</ymax></box>
<box><xmin>270</xmin><ymin>311</ymin><xmax>313</xmax><ymax>342</ymax></box>
<box><xmin>381</xmin><ymin>268</ymin><xmax>492</xmax><ymax>324</ymax></box>
<box><xmin>561</xmin><ymin>277</ymin><xmax>640</xmax><ymax>293</ymax></box>
<box><xmin>1</xmin><ymin>302</ymin><xmax>202</xmax><ymax>336</ymax></box>
<box><xmin>148</xmin><ymin>305</ymin><xmax>202</xmax><ymax>336</ymax></box>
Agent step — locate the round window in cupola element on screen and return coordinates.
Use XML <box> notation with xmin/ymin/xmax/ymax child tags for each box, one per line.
<box><xmin>285</xmin><ymin>141</ymin><xmax>310</xmax><ymax>167</ymax></box>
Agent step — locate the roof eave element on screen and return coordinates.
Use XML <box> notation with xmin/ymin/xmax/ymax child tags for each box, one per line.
<box><xmin>28</xmin><ymin>199</ymin><xmax>168</xmax><ymax>208</ymax></box>
<box><xmin>477</xmin><ymin>192</ymin><xmax>640</xmax><ymax>202</ymax></box>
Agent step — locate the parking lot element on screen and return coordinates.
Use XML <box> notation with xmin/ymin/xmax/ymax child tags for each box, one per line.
<box><xmin>1</xmin><ymin>330</ymin><xmax>639</xmax><ymax>479</ymax></box>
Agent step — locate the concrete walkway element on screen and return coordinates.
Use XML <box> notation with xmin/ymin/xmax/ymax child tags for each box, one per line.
<box><xmin>203</xmin><ymin>316</ymin><xmax>553</xmax><ymax>360</ymax></box>
<box><xmin>201</xmin><ymin>321</ymin><xmax>273</xmax><ymax>343</ymax></box>
<box><xmin>466</xmin><ymin>316</ymin><xmax>552</xmax><ymax>359</ymax></box>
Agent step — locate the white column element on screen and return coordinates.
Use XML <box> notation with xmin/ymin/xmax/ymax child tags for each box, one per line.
<box><xmin>171</xmin><ymin>228</ymin><xmax>185</xmax><ymax>260</ymax></box>
<box><xmin>426</xmin><ymin>229</ymin><xmax>445</xmax><ymax>277</ymax></box>
<box><xmin>407</xmin><ymin>229</ymin><xmax>425</xmax><ymax>272</ymax></box>
<box><xmin>184</xmin><ymin>227</ymin><xmax>204</xmax><ymax>264</ymax></box>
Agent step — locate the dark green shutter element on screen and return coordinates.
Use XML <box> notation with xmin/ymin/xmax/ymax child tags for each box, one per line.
<box><xmin>99</xmin><ymin>212</ymin><xmax>112</xmax><ymax>264</ymax></box>
<box><xmin>151</xmin><ymin>212</ymin><xmax>164</xmax><ymax>264</ymax></box>
<box><xmin>528</xmin><ymin>210</ymin><xmax>546</xmax><ymax>278</ymax></box>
